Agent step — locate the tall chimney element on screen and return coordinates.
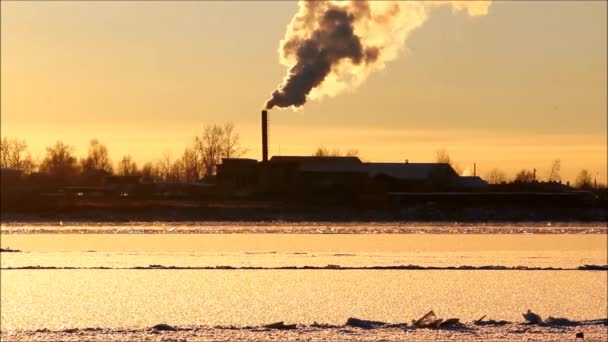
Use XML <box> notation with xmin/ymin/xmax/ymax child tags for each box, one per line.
<box><xmin>261</xmin><ymin>110</ymin><xmax>268</xmax><ymax>163</ymax></box>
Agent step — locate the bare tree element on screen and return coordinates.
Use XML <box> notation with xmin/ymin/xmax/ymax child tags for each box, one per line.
<box><xmin>436</xmin><ymin>149</ymin><xmax>451</xmax><ymax>165</ymax></box>
<box><xmin>193</xmin><ymin>123</ymin><xmax>245</xmax><ymax>178</ymax></box>
<box><xmin>435</xmin><ymin>148</ymin><xmax>463</xmax><ymax>175</ymax></box>
<box><xmin>548</xmin><ymin>159</ymin><xmax>561</xmax><ymax>182</ymax></box>
<box><xmin>198</xmin><ymin>125</ymin><xmax>223</xmax><ymax>177</ymax></box>
<box><xmin>345</xmin><ymin>149</ymin><xmax>359</xmax><ymax>157</ymax></box>
<box><xmin>167</xmin><ymin>159</ymin><xmax>183</xmax><ymax>184</ymax></box>
<box><xmin>0</xmin><ymin>138</ymin><xmax>8</xmax><ymax>168</ymax></box>
<box><xmin>514</xmin><ymin>169</ymin><xmax>535</xmax><ymax>183</ymax></box>
<box><xmin>313</xmin><ymin>146</ymin><xmax>358</xmax><ymax>157</ymax></box>
<box><xmin>575</xmin><ymin>169</ymin><xmax>593</xmax><ymax>189</ymax></box>
<box><xmin>313</xmin><ymin>146</ymin><xmax>331</xmax><ymax>157</ymax></box>
<box><xmin>486</xmin><ymin>168</ymin><xmax>507</xmax><ymax>184</ymax></box>
<box><xmin>80</xmin><ymin>139</ymin><xmax>113</xmax><ymax>174</ymax></box>
<box><xmin>140</xmin><ymin>162</ymin><xmax>155</xmax><ymax>180</ymax></box>
<box><xmin>155</xmin><ymin>152</ymin><xmax>173</xmax><ymax>182</ymax></box>
<box><xmin>0</xmin><ymin>137</ymin><xmax>36</xmax><ymax>174</ymax></box>
<box><xmin>117</xmin><ymin>155</ymin><xmax>138</xmax><ymax>176</ymax></box>
<box><xmin>39</xmin><ymin>141</ymin><xmax>79</xmax><ymax>179</ymax></box>
<box><xmin>181</xmin><ymin>146</ymin><xmax>202</xmax><ymax>182</ymax></box>
<box><xmin>221</xmin><ymin>123</ymin><xmax>245</xmax><ymax>158</ymax></box>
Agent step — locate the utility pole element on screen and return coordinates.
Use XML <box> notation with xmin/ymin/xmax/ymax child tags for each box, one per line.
<box><xmin>533</xmin><ymin>168</ymin><xmax>536</xmax><ymax>182</ymax></box>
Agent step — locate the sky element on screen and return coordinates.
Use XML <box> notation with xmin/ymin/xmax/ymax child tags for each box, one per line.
<box><xmin>1</xmin><ymin>1</ymin><xmax>606</xmax><ymax>183</ymax></box>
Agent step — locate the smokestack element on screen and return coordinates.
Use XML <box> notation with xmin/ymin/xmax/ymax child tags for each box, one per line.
<box><xmin>262</xmin><ymin>110</ymin><xmax>268</xmax><ymax>163</ymax></box>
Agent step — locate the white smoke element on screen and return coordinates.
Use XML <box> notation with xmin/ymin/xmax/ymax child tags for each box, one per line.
<box><xmin>265</xmin><ymin>0</ymin><xmax>492</xmax><ymax>110</ymax></box>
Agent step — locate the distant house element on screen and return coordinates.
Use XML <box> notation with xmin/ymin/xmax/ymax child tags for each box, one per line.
<box><xmin>263</xmin><ymin>156</ymin><xmax>369</xmax><ymax>196</ymax></box>
<box><xmin>366</xmin><ymin>162</ymin><xmax>459</xmax><ymax>192</ymax></box>
<box><xmin>491</xmin><ymin>180</ymin><xmax>570</xmax><ymax>193</ymax></box>
<box><xmin>269</xmin><ymin>156</ymin><xmax>365</xmax><ymax>173</ymax></box>
<box><xmin>452</xmin><ymin>176</ymin><xmax>489</xmax><ymax>190</ymax></box>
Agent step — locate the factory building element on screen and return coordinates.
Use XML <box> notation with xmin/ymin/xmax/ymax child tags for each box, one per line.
<box><xmin>216</xmin><ymin>155</ymin><xmax>481</xmax><ymax>198</ymax></box>
<box><xmin>215</xmin><ymin>110</ymin><xmax>488</xmax><ymax>198</ymax></box>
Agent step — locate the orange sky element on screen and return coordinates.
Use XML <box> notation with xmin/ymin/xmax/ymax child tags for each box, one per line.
<box><xmin>1</xmin><ymin>1</ymin><xmax>606</xmax><ymax>183</ymax></box>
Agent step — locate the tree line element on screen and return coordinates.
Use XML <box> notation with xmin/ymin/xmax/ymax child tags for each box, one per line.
<box><xmin>1</xmin><ymin>130</ymin><xmax>603</xmax><ymax>190</ymax></box>
<box><xmin>435</xmin><ymin>149</ymin><xmax>602</xmax><ymax>190</ymax></box>
<box><xmin>1</xmin><ymin>123</ymin><xmax>244</xmax><ymax>184</ymax></box>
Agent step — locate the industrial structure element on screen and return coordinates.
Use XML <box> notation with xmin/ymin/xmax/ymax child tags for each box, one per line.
<box><xmin>215</xmin><ymin>110</ymin><xmax>489</xmax><ymax>200</ymax></box>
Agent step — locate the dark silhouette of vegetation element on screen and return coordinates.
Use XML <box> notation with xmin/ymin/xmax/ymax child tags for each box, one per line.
<box><xmin>313</xmin><ymin>147</ymin><xmax>359</xmax><ymax>157</ymax></box>
<box><xmin>180</xmin><ymin>146</ymin><xmax>202</xmax><ymax>183</ymax></box>
<box><xmin>80</xmin><ymin>139</ymin><xmax>113</xmax><ymax>174</ymax></box>
<box><xmin>144</xmin><ymin>123</ymin><xmax>246</xmax><ymax>183</ymax></box>
<box><xmin>140</xmin><ymin>162</ymin><xmax>154</xmax><ymax>179</ymax></box>
<box><xmin>117</xmin><ymin>155</ymin><xmax>138</xmax><ymax>176</ymax></box>
<box><xmin>485</xmin><ymin>168</ymin><xmax>507</xmax><ymax>184</ymax></box>
<box><xmin>0</xmin><ymin>138</ymin><xmax>36</xmax><ymax>174</ymax></box>
<box><xmin>547</xmin><ymin>159</ymin><xmax>561</xmax><ymax>182</ymax></box>
<box><xmin>436</xmin><ymin>149</ymin><xmax>451</xmax><ymax>165</ymax></box>
<box><xmin>193</xmin><ymin>123</ymin><xmax>245</xmax><ymax>177</ymax></box>
<box><xmin>154</xmin><ymin>152</ymin><xmax>173</xmax><ymax>182</ymax></box>
<box><xmin>514</xmin><ymin>169</ymin><xmax>535</xmax><ymax>183</ymax></box>
<box><xmin>2</xmin><ymin>130</ymin><xmax>605</xmax><ymax>192</ymax></box>
<box><xmin>575</xmin><ymin>169</ymin><xmax>593</xmax><ymax>189</ymax></box>
<box><xmin>110</xmin><ymin>123</ymin><xmax>247</xmax><ymax>184</ymax></box>
<box><xmin>38</xmin><ymin>141</ymin><xmax>79</xmax><ymax>180</ymax></box>
<box><xmin>221</xmin><ymin>123</ymin><xmax>245</xmax><ymax>158</ymax></box>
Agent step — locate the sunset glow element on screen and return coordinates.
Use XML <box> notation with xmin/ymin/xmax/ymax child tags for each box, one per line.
<box><xmin>1</xmin><ymin>1</ymin><xmax>606</xmax><ymax>183</ymax></box>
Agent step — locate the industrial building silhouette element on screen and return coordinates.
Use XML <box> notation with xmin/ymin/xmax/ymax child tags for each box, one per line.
<box><xmin>216</xmin><ymin>110</ymin><xmax>487</xmax><ymax>199</ymax></box>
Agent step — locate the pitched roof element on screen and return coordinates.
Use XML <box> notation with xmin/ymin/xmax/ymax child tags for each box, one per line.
<box><xmin>366</xmin><ymin>163</ymin><xmax>456</xmax><ymax>180</ymax></box>
<box><xmin>269</xmin><ymin>156</ymin><xmax>366</xmax><ymax>173</ymax></box>
<box><xmin>452</xmin><ymin>176</ymin><xmax>489</xmax><ymax>188</ymax></box>
<box><xmin>267</xmin><ymin>157</ymin><xmax>458</xmax><ymax>180</ymax></box>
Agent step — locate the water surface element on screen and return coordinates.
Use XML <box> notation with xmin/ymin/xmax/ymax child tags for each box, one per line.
<box><xmin>2</xmin><ymin>234</ymin><xmax>606</xmax><ymax>268</ymax></box>
<box><xmin>2</xmin><ymin>221</ymin><xmax>605</xmax><ymax>234</ymax></box>
<box><xmin>2</xmin><ymin>224</ymin><xmax>606</xmax><ymax>332</ymax></box>
<box><xmin>1</xmin><ymin>269</ymin><xmax>605</xmax><ymax>330</ymax></box>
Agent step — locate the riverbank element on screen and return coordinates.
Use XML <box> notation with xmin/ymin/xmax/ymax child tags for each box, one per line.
<box><xmin>3</xmin><ymin>320</ymin><xmax>606</xmax><ymax>342</ymax></box>
<box><xmin>1</xmin><ymin>199</ymin><xmax>606</xmax><ymax>223</ymax></box>
<box><xmin>1</xmin><ymin>220</ymin><xmax>606</xmax><ymax>234</ymax></box>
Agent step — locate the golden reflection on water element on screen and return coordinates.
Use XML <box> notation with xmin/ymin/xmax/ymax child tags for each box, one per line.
<box><xmin>2</xmin><ymin>234</ymin><xmax>605</xmax><ymax>253</ymax></box>
<box><xmin>1</xmin><ymin>270</ymin><xmax>606</xmax><ymax>330</ymax></box>
<box><xmin>1</xmin><ymin>234</ymin><xmax>606</xmax><ymax>269</ymax></box>
<box><xmin>1</xmin><ymin>233</ymin><xmax>606</xmax><ymax>331</ymax></box>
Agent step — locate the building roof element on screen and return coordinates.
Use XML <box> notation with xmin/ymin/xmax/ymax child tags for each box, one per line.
<box><xmin>266</xmin><ymin>157</ymin><xmax>461</xmax><ymax>180</ymax></box>
<box><xmin>269</xmin><ymin>156</ymin><xmax>366</xmax><ymax>173</ymax></box>
<box><xmin>452</xmin><ymin>176</ymin><xmax>489</xmax><ymax>188</ymax></box>
<box><xmin>366</xmin><ymin>163</ymin><xmax>456</xmax><ymax>181</ymax></box>
<box><xmin>221</xmin><ymin>158</ymin><xmax>258</xmax><ymax>165</ymax></box>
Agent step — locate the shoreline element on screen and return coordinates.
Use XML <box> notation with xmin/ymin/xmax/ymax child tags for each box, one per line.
<box><xmin>2</xmin><ymin>264</ymin><xmax>607</xmax><ymax>271</ymax></box>
<box><xmin>3</xmin><ymin>320</ymin><xmax>607</xmax><ymax>341</ymax></box>
<box><xmin>2</xmin><ymin>199</ymin><xmax>607</xmax><ymax>223</ymax></box>
<box><xmin>2</xmin><ymin>220</ymin><xmax>606</xmax><ymax>234</ymax></box>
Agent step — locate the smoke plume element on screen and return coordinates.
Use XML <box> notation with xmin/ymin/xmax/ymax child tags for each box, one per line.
<box><xmin>264</xmin><ymin>0</ymin><xmax>491</xmax><ymax>110</ymax></box>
